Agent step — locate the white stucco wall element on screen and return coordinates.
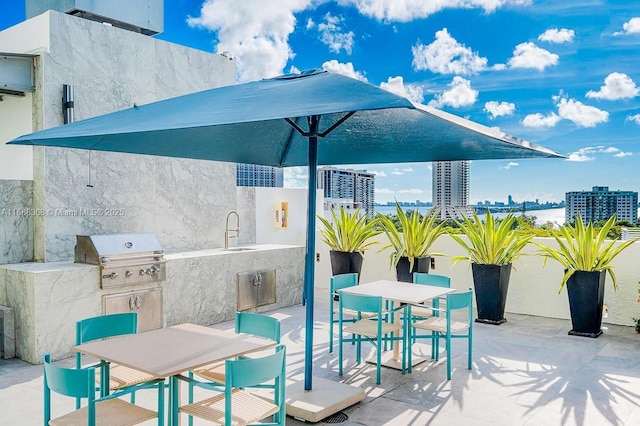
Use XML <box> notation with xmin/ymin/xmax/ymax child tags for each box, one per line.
<box><xmin>255</xmin><ymin>187</ymin><xmax>319</xmax><ymax>246</ymax></box>
<box><xmin>0</xmin><ymin>94</ymin><xmax>33</xmax><ymax>180</ymax></box>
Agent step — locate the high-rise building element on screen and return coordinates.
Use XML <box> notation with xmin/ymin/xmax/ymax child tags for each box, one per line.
<box><xmin>565</xmin><ymin>186</ymin><xmax>638</xmax><ymax>224</ymax></box>
<box><xmin>432</xmin><ymin>161</ymin><xmax>472</xmax><ymax>220</ymax></box>
<box><xmin>236</xmin><ymin>164</ymin><xmax>283</xmax><ymax>187</ymax></box>
<box><xmin>317</xmin><ymin>167</ymin><xmax>375</xmax><ymax>217</ymax></box>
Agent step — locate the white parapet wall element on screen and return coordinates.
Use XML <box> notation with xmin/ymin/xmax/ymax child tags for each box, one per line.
<box><xmin>315</xmin><ymin>233</ymin><xmax>640</xmax><ymax>328</ymax></box>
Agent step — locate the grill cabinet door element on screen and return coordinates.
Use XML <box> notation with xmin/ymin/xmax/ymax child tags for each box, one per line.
<box><xmin>102</xmin><ymin>287</ymin><xmax>163</xmax><ymax>332</ymax></box>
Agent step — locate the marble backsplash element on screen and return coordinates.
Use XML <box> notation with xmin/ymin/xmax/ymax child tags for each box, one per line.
<box><xmin>164</xmin><ymin>245</ymin><xmax>305</xmax><ymax>326</ymax></box>
<box><xmin>41</xmin><ymin>149</ymin><xmax>237</xmax><ymax>261</ymax></box>
<box><xmin>0</xmin><ymin>180</ymin><xmax>34</xmax><ymax>264</ymax></box>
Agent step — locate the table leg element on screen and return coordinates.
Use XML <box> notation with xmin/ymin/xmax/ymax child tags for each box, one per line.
<box><xmin>392</xmin><ymin>307</ymin><xmax>401</xmax><ymax>362</ymax></box>
<box><xmin>169</xmin><ymin>376</ymin><xmax>179</xmax><ymax>426</ymax></box>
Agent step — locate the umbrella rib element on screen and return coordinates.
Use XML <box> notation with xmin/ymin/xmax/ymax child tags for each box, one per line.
<box><xmin>280</xmin><ymin>116</ymin><xmax>303</xmax><ymax>166</ymax></box>
<box><xmin>318</xmin><ymin>111</ymin><xmax>355</xmax><ymax>137</ymax></box>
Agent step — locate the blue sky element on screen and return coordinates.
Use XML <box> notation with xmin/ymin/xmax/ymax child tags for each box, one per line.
<box><xmin>2</xmin><ymin>0</ymin><xmax>640</xmax><ymax>205</ymax></box>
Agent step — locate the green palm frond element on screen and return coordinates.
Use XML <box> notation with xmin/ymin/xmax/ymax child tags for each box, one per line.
<box><xmin>451</xmin><ymin>210</ymin><xmax>532</xmax><ymax>267</ymax></box>
<box><xmin>378</xmin><ymin>203</ymin><xmax>446</xmax><ymax>270</ymax></box>
<box><xmin>317</xmin><ymin>206</ymin><xmax>380</xmax><ymax>253</ymax></box>
<box><xmin>535</xmin><ymin>214</ymin><xmax>638</xmax><ymax>292</ymax></box>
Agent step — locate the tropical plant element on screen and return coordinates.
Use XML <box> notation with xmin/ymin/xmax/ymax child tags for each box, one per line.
<box><xmin>450</xmin><ymin>210</ymin><xmax>533</xmax><ymax>266</ymax></box>
<box><xmin>378</xmin><ymin>203</ymin><xmax>446</xmax><ymax>270</ymax></box>
<box><xmin>317</xmin><ymin>206</ymin><xmax>380</xmax><ymax>253</ymax></box>
<box><xmin>535</xmin><ymin>214</ymin><xmax>638</xmax><ymax>292</ymax></box>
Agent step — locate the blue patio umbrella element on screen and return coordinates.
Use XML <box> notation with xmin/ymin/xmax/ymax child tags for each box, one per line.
<box><xmin>10</xmin><ymin>69</ymin><xmax>565</xmax><ymax>390</ymax></box>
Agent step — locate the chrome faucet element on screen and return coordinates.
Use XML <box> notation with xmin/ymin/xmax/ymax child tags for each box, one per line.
<box><xmin>225</xmin><ymin>211</ymin><xmax>240</xmax><ymax>249</ymax></box>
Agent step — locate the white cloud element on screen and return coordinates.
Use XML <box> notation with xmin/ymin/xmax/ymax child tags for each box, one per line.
<box><xmin>288</xmin><ymin>65</ymin><xmax>301</xmax><ymax>74</ymax></box>
<box><xmin>429</xmin><ymin>77</ymin><xmax>478</xmax><ymax>108</ymax></box>
<box><xmin>603</xmin><ymin>146</ymin><xmax>632</xmax><ymax>157</ymax></box>
<box><xmin>538</xmin><ymin>28</ymin><xmax>575</xmax><ymax>43</ymax></box>
<box><xmin>318</xmin><ymin>13</ymin><xmax>355</xmax><ymax>55</ymax></box>
<box><xmin>566</xmin><ymin>146</ymin><xmax>628</xmax><ymax>162</ymax></box>
<box><xmin>567</xmin><ymin>147</ymin><xmax>597</xmax><ymax>162</ymax></box>
<box><xmin>585</xmin><ymin>72</ymin><xmax>639</xmax><ymax>100</ymax></box>
<box><xmin>522</xmin><ymin>112</ymin><xmax>561</xmax><ymax>128</ymax></box>
<box><xmin>306</xmin><ymin>18</ymin><xmax>314</xmax><ymax>30</ymax></box>
<box><xmin>284</xmin><ymin>166</ymin><xmax>308</xmax><ymax>187</ymax></box>
<box><xmin>376</xmin><ymin>188</ymin><xmax>394</xmax><ymax>194</ymax></box>
<box><xmin>626</xmin><ymin>114</ymin><xmax>640</xmax><ymax>124</ymax></box>
<box><xmin>615</xmin><ymin>17</ymin><xmax>640</xmax><ymax>35</ymax></box>
<box><xmin>507</xmin><ymin>42</ymin><xmax>558</xmax><ymax>70</ymax></box>
<box><xmin>321</xmin><ymin>60</ymin><xmax>367</xmax><ymax>81</ymax></box>
<box><xmin>379</xmin><ymin>76</ymin><xmax>424</xmax><ymax>103</ymax></box>
<box><xmin>337</xmin><ymin>0</ymin><xmax>532</xmax><ymax>22</ymax></box>
<box><xmin>502</xmin><ymin>162</ymin><xmax>519</xmax><ymax>170</ymax></box>
<box><xmin>411</xmin><ymin>28</ymin><xmax>488</xmax><ymax>75</ymax></box>
<box><xmin>554</xmin><ymin>94</ymin><xmax>609</xmax><ymax>127</ymax></box>
<box><xmin>390</xmin><ymin>167</ymin><xmax>413</xmax><ymax>175</ymax></box>
<box><xmin>484</xmin><ymin>101</ymin><xmax>515</xmax><ymax>118</ymax></box>
<box><xmin>187</xmin><ymin>0</ymin><xmax>311</xmax><ymax>82</ymax></box>
<box><xmin>370</xmin><ymin>170</ymin><xmax>387</xmax><ymax>177</ymax></box>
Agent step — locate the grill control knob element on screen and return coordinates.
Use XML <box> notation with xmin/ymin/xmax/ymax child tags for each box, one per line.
<box><xmin>139</xmin><ymin>269</ymin><xmax>146</xmax><ymax>276</ymax></box>
<box><xmin>125</xmin><ymin>270</ymin><xmax>133</xmax><ymax>277</ymax></box>
<box><xmin>109</xmin><ymin>272</ymin><xmax>119</xmax><ymax>279</ymax></box>
<box><xmin>146</xmin><ymin>268</ymin><xmax>152</xmax><ymax>275</ymax></box>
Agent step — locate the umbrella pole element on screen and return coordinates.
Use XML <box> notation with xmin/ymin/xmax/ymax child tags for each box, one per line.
<box><xmin>304</xmin><ymin>115</ymin><xmax>320</xmax><ymax>391</ymax></box>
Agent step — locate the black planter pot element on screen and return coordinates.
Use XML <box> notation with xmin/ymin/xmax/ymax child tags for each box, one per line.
<box><xmin>566</xmin><ymin>270</ymin><xmax>606</xmax><ymax>338</ymax></box>
<box><xmin>472</xmin><ymin>263</ymin><xmax>512</xmax><ymax>325</ymax></box>
<box><xmin>329</xmin><ymin>250</ymin><xmax>363</xmax><ymax>281</ymax></box>
<box><xmin>395</xmin><ymin>256</ymin><xmax>430</xmax><ymax>283</ymax></box>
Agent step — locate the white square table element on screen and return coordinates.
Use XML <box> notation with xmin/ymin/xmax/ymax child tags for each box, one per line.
<box><xmin>339</xmin><ymin>279</ymin><xmax>454</xmax><ymax>369</ymax></box>
<box><xmin>73</xmin><ymin>322</ymin><xmax>277</xmax><ymax>425</ymax></box>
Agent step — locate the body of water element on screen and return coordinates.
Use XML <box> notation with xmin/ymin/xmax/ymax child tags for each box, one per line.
<box><xmin>374</xmin><ymin>206</ymin><xmax>566</xmax><ymax>226</ymax></box>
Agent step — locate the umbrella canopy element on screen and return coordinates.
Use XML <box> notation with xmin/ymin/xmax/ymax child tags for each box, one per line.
<box><xmin>10</xmin><ymin>69</ymin><xmax>565</xmax><ymax>391</ymax></box>
<box><xmin>11</xmin><ymin>69</ymin><xmax>561</xmax><ymax>164</ymax></box>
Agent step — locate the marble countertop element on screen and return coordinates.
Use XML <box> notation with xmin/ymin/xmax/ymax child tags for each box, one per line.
<box><xmin>0</xmin><ymin>261</ymin><xmax>96</xmax><ymax>273</ymax></box>
<box><xmin>0</xmin><ymin>244</ymin><xmax>304</xmax><ymax>272</ymax></box>
<box><xmin>164</xmin><ymin>244</ymin><xmax>303</xmax><ymax>260</ymax></box>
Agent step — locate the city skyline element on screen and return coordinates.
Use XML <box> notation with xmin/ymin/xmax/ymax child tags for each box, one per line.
<box><xmin>1</xmin><ymin>1</ymin><xmax>639</xmax><ymax>204</ymax></box>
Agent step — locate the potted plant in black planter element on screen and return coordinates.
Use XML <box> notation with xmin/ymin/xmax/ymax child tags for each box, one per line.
<box><xmin>378</xmin><ymin>203</ymin><xmax>446</xmax><ymax>282</ymax></box>
<box><xmin>318</xmin><ymin>206</ymin><xmax>380</xmax><ymax>281</ymax></box>
<box><xmin>535</xmin><ymin>214</ymin><xmax>638</xmax><ymax>337</ymax></box>
<box><xmin>451</xmin><ymin>210</ymin><xmax>532</xmax><ymax>325</ymax></box>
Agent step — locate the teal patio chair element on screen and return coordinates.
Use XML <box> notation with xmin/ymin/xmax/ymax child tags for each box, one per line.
<box><xmin>191</xmin><ymin>312</ymin><xmax>281</xmax><ymax>383</ymax></box>
<box><xmin>44</xmin><ymin>353</ymin><xmax>164</xmax><ymax>426</ymax></box>
<box><xmin>188</xmin><ymin>312</ymin><xmax>281</xmax><ymax>426</ymax></box>
<box><xmin>75</xmin><ymin>312</ymin><xmax>157</xmax><ymax>407</ymax></box>
<box><xmin>329</xmin><ymin>273</ymin><xmax>358</xmax><ymax>353</ymax></box>
<box><xmin>338</xmin><ymin>292</ymin><xmax>407</xmax><ymax>384</ymax></box>
<box><xmin>410</xmin><ymin>273</ymin><xmax>451</xmax><ymax>358</ymax></box>
<box><xmin>408</xmin><ymin>288</ymin><xmax>474</xmax><ymax>379</ymax></box>
<box><xmin>179</xmin><ymin>344</ymin><xmax>287</xmax><ymax>425</ymax></box>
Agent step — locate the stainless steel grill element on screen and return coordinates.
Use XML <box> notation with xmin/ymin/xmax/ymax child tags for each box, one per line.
<box><xmin>74</xmin><ymin>233</ymin><xmax>166</xmax><ymax>289</ymax></box>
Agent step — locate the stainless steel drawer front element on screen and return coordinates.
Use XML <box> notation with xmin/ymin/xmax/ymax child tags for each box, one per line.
<box><xmin>237</xmin><ymin>269</ymin><xmax>276</xmax><ymax>311</ymax></box>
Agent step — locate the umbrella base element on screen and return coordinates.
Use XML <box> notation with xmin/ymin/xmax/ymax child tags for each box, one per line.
<box><xmin>284</xmin><ymin>375</ymin><xmax>365</xmax><ymax>423</ymax></box>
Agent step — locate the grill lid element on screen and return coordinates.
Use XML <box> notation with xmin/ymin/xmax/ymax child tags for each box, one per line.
<box><xmin>75</xmin><ymin>233</ymin><xmax>164</xmax><ymax>264</ymax></box>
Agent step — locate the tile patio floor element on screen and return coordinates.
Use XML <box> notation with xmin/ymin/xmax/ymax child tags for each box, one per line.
<box><xmin>2</xmin><ymin>287</ymin><xmax>640</xmax><ymax>425</ymax></box>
